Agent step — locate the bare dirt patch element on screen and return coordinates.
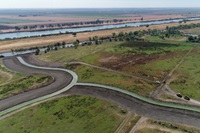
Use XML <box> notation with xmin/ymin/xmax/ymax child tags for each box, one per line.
<box><xmin>98</xmin><ymin>53</ymin><xmax>119</xmax><ymax>63</ymax></box>
<box><xmin>99</xmin><ymin>52</ymin><xmax>179</xmax><ymax>69</ymax></box>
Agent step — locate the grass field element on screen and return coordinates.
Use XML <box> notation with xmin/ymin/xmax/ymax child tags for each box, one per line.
<box><xmin>0</xmin><ymin>74</ymin><xmax>52</xmax><ymax>99</ymax></box>
<box><xmin>79</xmin><ymin>41</ymin><xmax>192</xmax><ymax>80</ymax></box>
<box><xmin>0</xmin><ymin>62</ymin><xmax>10</xmax><ymax>85</ymax></box>
<box><xmin>144</xmin><ymin>35</ymin><xmax>188</xmax><ymax>44</ymax></box>
<box><xmin>38</xmin><ymin>40</ymin><xmax>192</xmax><ymax>82</ymax></box>
<box><xmin>38</xmin><ymin>42</ymin><xmax>120</xmax><ymax>62</ymax></box>
<box><xmin>67</xmin><ymin>64</ymin><xmax>156</xmax><ymax>96</ymax></box>
<box><xmin>104</xmin><ymin>41</ymin><xmax>191</xmax><ymax>54</ymax></box>
<box><xmin>180</xmin><ymin>27</ymin><xmax>200</xmax><ymax>35</ymax></box>
<box><xmin>0</xmin><ymin>95</ymin><xmax>130</xmax><ymax>133</ymax></box>
<box><xmin>169</xmin><ymin>47</ymin><xmax>200</xmax><ymax>101</ymax></box>
<box><xmin>0</xmin><ymin>72</ymin><xmax>9</xmax><ymax>85</ymax></box>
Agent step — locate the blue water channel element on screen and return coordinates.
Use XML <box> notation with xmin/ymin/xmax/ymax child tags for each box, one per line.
<box><xmin>0</xmin><ymin>17</ymin><xmax>200</xmax><ymax>40</ymax></box>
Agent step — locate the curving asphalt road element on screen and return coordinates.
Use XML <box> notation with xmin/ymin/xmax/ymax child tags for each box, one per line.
<box><xmin>0</xmin><ymin>56</ymin><xmax>77</xmax><ymax>114</ymax></box>
<box><xmin>1</xmin><ymin>55</ymin><xmax>200</xmax><ymax>128</ymax></box>
<box><xmin>67</xmin><ymin>85</ymin><xmax>200</xmax><ymax>127</ymax></box>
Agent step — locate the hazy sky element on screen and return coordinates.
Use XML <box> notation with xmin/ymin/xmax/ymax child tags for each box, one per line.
<box><xmin>0</xmin><ymin>0</ymin><xmax>200</xmax><ymax>8</ymax></box>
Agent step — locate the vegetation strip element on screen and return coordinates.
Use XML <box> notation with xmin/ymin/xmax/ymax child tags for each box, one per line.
<box><xmin>75</xmin><ymin>83</ymin><xmax>200</xmax><ymax>113</ymax></box>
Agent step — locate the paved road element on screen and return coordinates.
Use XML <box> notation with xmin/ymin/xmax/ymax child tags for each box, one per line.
<box><xmin>67</xmin><ymin>84</ymin><xmax>200</xmax><ymax>128</ymax></box>
<box><xmin>0</xmin><ymin>56</ymin><xmax>76</xmax><ymax>112</ymax></box>
<box><xmin>1</xmin><ymin>55</ymin><xmax>200</xmax><ymax>128</ymax></box>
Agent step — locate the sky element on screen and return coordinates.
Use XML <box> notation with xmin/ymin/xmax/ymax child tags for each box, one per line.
<box><xmin>0</xmin><ymin>0</ymin><xmax>200</xmax><ymax>8</ymax></box>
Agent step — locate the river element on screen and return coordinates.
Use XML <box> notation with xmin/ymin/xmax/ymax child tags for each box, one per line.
<box><xmin>0</xmin><ymin>17</ymin><xmax>200</xmax><ymax>40</ymax></box>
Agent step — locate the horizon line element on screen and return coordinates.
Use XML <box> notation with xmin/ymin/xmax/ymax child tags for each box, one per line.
<box><xmin>0</xmin><ymin>7</ymin><xmax>200</xmax><ymax>9</ymax></box>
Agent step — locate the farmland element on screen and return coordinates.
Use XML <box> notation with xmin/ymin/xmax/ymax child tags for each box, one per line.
<box><xmin>0</xmin><ymin>8</ymin><xmax>199</xmax><ymax>33</ymax></box>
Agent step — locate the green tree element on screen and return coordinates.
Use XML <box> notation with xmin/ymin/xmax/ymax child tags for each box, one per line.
<box><xmin>118</xmin><ymin>32</ymin><xmax>124</xmax><ymax>37</ymax></box>
<box><xmin>188</xmin><ymin>36</ymin><xmax>194</xmax><ymax>42</ymax></box>
<box><xmin>35</xmin><ymin>48</ymin><xmax>40</xmax><ymax>55</ymax></box>
<box><xmin>112</xmin><ymin>33</ymin><xmax>116</xmax><ymax>38</ymax></box>
<box><xmin>89</xmin><ymin>37</ymin><xmax>92</xmax><ymax>42</ymax></box>
<box><xmin>76</xmin><ymin>39</ymin><xmax>80</xmax><ymax>43</ymax></box>
<box><xmin>72</xmin><ymin>32</ymin><xmax>77</xmax><ymax>37</ymax></box>
<box><xmin>73</xmin><ymin>41</ymin><xmax>79</xmax><ymax>49</ymax></box>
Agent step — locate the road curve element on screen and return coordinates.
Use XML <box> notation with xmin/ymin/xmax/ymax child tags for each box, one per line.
<box><xmin>1</xmin><ymin>55</ymin><xmax>200</xmax><ymax>128</ymax></box>
<box><xmin>0</xmin><ymin>56</ymin><xmax>77</xmax><ymax>115</ymax></box>
<box><xmin>67</xmin><ymin>85</ymin><xmax>200</xmax><ymax>127</ymax></box>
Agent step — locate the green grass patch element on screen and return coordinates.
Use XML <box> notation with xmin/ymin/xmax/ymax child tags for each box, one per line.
<box><xmin>0</xmin><ymin>72</ymin><xmax>8</xmax><ymax>85</ymax></box>
<box><xmin>38</xmin><ymin>42</ymin><xmax>120</xmax><ymax>63</ymax></box>
<box><xmin>0</xmin><ymin>74</ymin><xmax>52</xmax><ymax>99</ymax></box>
<box><xmin>170</xmin><ymin>47</ymin><xmax>200</xmax><ymax>101</ymax></box>
<box><xmin>0</xmin><ymin>95</ymin><xmax>127</xmax><ymax>133</ymax></box>
<box><xmin>105</xmin><ymin>41</ymin><xmax>192</xmax><ymax>55</ymax></box>
<box><xmin>80</xmin><ymin>53</ymin><xmax>101</xmax><ymax>65</ymax></box>
<box><xmin>145</xmin><ymin>35</ymin><xmax>187</xmax><ymax>44</ymax></box>
<box><xmin>68</xmin><ymin>64</ymin><xmax>156</xmax><ymax>96</ymax></box>
<box><xmin>133</xmin><ymin>55</ymin><xmax>183</xmax><ymax>80</ymax></box>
